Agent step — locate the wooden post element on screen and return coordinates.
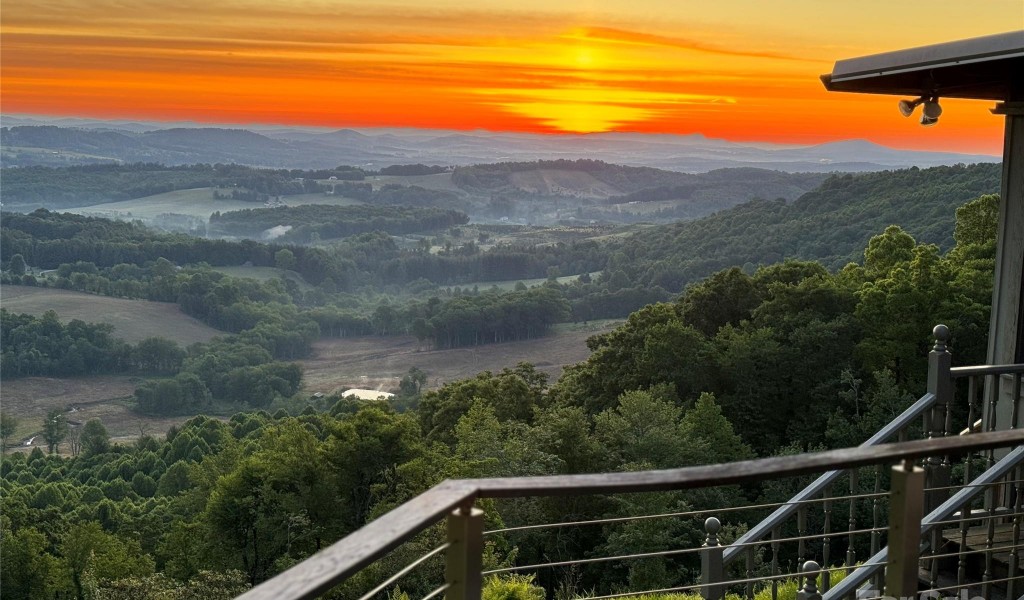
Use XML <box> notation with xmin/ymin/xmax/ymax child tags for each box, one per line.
<box><xmin>446</xmin><ymin>505</ymin><xmax>484</xmax><ymax>600</ymax></box>
<box><xmin>700</xmin><ymin>517</ymin><xmax>724</xmax><ymax>600</ymax></box>
<box><xmin>885</xmin><ymin>460</ymin><xmax>925</xmax><ymax>598</ymax></box>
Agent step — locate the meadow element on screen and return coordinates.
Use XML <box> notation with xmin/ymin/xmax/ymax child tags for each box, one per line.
<box><xmin>298</xmin><ymin>321</ymin><xmax>616</xmax><ymax>395</ymax></box>
<box><xmin>1</xmin><ymin>285</ymin><xmax>222</xmax><ymax>345</ymax></box>
<box><xmin>66</xmin><ymin>187</ymin><xmax>364</xmax><ymax>220</ymax></box>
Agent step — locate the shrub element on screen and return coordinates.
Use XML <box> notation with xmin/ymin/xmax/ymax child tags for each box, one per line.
<box><xmin>483</xmin><ymin>574</ymin><xmax>545</xmax><ymax>600</ymax></box>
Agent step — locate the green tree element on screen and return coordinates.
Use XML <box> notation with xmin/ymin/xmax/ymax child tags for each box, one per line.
<box><xmin>8</xmin><ymin>253</ymin><xmax>27</xmax><ymax>276</ymax></box>
<box><xmin>203</xmin><ymin>457</ymin><xmax>289</xmax><ymax>584</ymax></box>
<box><xmin>679</xmin><ymin>267</ymin><xmax>761</xmax><ymax>337</ymax></box>
<box><xmin>594</xmin><ymin>388</ymin><xmax>698</xmax><ymax>469</ymax></box>
<box><xmin>0</xmin><ymin>411</ymin><xmax>18</xmax><ymax>453</ymax></box>
<box><xmin>60</xmin><ymin>522</ymin><xmax>155</xmax><ymax>598</ymax></box>
<box><xmin>0</xmin><ymin>524</ymin><xmax>67</xmax><ymax>600</ymax></box>
<box><xmin>863</xmin><ymin>225</ymin><xmax>916</xmax><ymax>278</ymax></box>
<box><xmin>80</xmin><ymin>418</ymin><xmax>111</xmax><ymax>456</ymax></box>
<box><xmin>274</xmin><ymin>248</ymin><xmax>296</xmax><ymax>271</ymax></box>
<box><xmin>42</xmin><ymin>408</ymin><xmax>68</xmax><ymax>454</ymax></box>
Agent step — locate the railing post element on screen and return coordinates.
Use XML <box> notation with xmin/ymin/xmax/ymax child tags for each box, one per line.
<box><xmin>446</xmin><ymin>505</ymin><xmax>484</xmax><ymax>600</ymax></box>
<box><xmin>926</xmin><ymin>324</ymin><xmax>953</xmax><ymax>513</ymax></box>
<box><xmin>700</xmin><ymin>517</ymin><xmax>724</xmax><ymax>600</ymax></box>
<box><xmin>885</xmin><ymin>459</ymin><xmax>925</xmax><ymax>599</ymax></box>
<box><xmin>796</xmin><ymin>560</ymin><xmax>822</xmax><ymax>600</ymax></box>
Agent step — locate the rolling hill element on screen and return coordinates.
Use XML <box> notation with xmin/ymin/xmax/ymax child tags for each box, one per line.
<box><xmin>1</xmin><ymin>119</ymin><xmax>1000</xmax><ymax>172</ymax></box>
<box><xmin>0</xmin><ymin>286</ymin><xmax>223</xmax><ymax>345</ymax></box>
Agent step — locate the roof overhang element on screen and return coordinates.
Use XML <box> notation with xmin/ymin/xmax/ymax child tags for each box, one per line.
<box><xmin>821</xmin><ymin>30</ymin><xmax>1024</xmax><ymax>101</ymax></box>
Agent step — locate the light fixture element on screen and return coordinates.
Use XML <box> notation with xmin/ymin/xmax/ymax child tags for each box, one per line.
<box><xmin>920</xmin><ymin>97</ymin><xmax>942</xmax><ymax>126</ymax></box>
<box><xmin>897</xmin><ymin>95</ymin><xmax>941</xmax><ymax>126</ymax></box>
<box><xmin>898</xmin><ymin>97</ymin><xmax>924</xmax><ymax>117</ymax></box>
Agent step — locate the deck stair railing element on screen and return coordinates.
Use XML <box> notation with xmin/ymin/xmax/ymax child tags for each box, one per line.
<box><xmin>718</xmin><ymin>325</ymin><xmax>1024</xmax><ymax>599</ymax></box>
<box><xmin>235</xmin><ymin>326</ymin><xmax>1024</xmax><ymax>600</ymax></box>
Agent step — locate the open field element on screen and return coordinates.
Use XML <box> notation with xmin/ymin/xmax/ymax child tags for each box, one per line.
<box><xmin>366</xmin><ymin>172</ymin><xmax>463</xmax><ymax>193</ymax></box>
<box><xmin>0</xmin><ymin>320</ymin><xmax>619</xmax><ymax>452</ymax></box>
<box><xmin>450</xmin><ymin>272</ymin><xmax>594</xmax><ymax>292</ymax></box>
<box><xmin>508</xmin><ymin>169</ymin><xmax>620</xmax><ymax>198</ymax></box>
<box><xmin>0</xmin><ymin>376</ymin><xmax>203</xmax><ymax>452</ymax></box>
<box><xmin>212</xmin><ymin>265</ymin><xmax>314</xmax><ymax>291</ymax></box>
<box><xmin>67</xmin><ymin>188</ymin><xmax>364</xmax><ymax>220</ymax></box>
<box><xmin>298</xmin><ymin>320</ymin><xmax>619</xmax><ymax>394</ymax></box>
<box><xmin>0</xmin><ymin>285</ymin><xmax>223</xmax><ymax>345</ymax></box>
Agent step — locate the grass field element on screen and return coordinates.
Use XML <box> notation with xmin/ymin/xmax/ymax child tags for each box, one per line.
<box><xmin>298</xmin><ymin>321</ymin><xmax>619</xmax><ymax>395</ymax></box>
<box><xmin>0</xmin><ymin>376</ymin><xmax>207</xmax><ymax>452</ymax></box>
<box><xmin>212</xmin><ymin>265</ymin><xmax>314</xmax><ymax>291</ymax></box>
<box><xmin>0</xmin><ymin>285</ymin><xmax>223</xmax><ymax>345</ymax></box>
<box><xmin>0</xmin><ymin>317</ymin><xmax>619</xmax><ymax>452</ymax></box>
<box><xmin>364</xmin><ymin>173</ymin><xmax>463</xmax><ymax>193</ymax></box>
<box><xmin>451</xmin><ymin>272</ymin><xmax>595</xmax><ymax>292</ymax></box>
<box><xmin>67</xmin><ymin>188</ymin><xmax>364</xmax><ymax>220</ymax></box>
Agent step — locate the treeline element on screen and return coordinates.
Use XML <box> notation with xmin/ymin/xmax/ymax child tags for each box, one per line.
<box><xmin>417</xmin><ymin>286</ymin><xmax>569</xmax><ymax>347</ymax></box>
<box><xmin>378</xmin><ymin>164</ymin><xmax>448</xmax><ymax>176</ymax></box>
<box><xmin>0</xmin><ymin>310</ymin><xmax>186</xmax><ymax>377</ymax></box>
<box><xmin>604</xmin><ymin>162</ymin><xmax>1001</xmax><ymax>291</ymax></box>
<box><xmin>209</xmin><ymin>205</ymin><xmax>469</xmax><ymax>241</ymax></box>
<box><xmin>452</xmin><ymin>159</ymin><xmax>825</xmax><ymax>199</ymax></box>
<box><xmin>1</xmin><ymin>210</ymin><xmax>353</xmax><ymax>287</ymax></box>
<box><xmin>0</xmin><ymin>303</ymin><xmax>307</xmax><ymax>415</ymax></box>
<box><xmin>452</xmin><ymin>158</ymin><xmax>700</xmax><ymax>192</ymax></box>
<box><xmin>0</xmin><ymin>163</ymin><xmax>364</xmax><ymax>210</ymax></box>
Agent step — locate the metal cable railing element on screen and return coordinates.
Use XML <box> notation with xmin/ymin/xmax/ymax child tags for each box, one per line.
<box><xmin>356</xmin><ymin>543</ymin><xmax>449</xmax><ymax>600</ymax></box>
<box><xmin>235</xmin><ymin>429</ymin><xmax>1024</xmax><ymax>600</ymax></box>
<box><xmin>232</xmin><ymin>327</ymin><xmax>1023</xmax><ymax>600</ymax></box>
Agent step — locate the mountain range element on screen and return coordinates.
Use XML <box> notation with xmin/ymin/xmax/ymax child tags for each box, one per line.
<box><xmin>0</xmin><ymin>115</ymin><xmax>1000</xmax><ymax>173</ymax></box>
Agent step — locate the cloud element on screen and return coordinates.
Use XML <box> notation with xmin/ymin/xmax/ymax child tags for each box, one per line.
<box><xmin>567</xmin><ymin>27</ymin><xmax>811</xmax><ymax>62</ymax></box>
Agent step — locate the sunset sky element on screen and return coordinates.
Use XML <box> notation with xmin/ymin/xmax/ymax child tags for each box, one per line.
<box><xmin>2</xmin><ymin>0</ymin><xmax>1021</xmax><ymax>154</ymax></box>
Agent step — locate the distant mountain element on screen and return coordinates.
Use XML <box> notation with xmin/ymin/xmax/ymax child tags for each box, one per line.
<box><xmin>0</xmin><ymin>117</ymin><xmax>999</xmax><ymax>172</ymax></box>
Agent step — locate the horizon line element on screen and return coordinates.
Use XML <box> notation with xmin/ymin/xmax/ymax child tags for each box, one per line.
<box><xmin>0</xmin><ymin>112</ymin><xmax>1004</xmax><ymax>158</ymax></box>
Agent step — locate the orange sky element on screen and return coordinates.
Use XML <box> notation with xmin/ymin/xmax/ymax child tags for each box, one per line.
<box><xmin>2</xmin><ymin>0</ymin><xmax>1021</xmax><ymax>154</ymax></box>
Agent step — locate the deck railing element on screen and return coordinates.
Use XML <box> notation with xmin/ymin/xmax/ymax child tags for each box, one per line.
<box><xmin>235</xmin><ymin>326</ymin><xmax>1024</xmax><ymax>600</ymax></box>
<box><xmin>236</xmin><ymin>431</ymin><xmax>1024</xmax><ymax>600</ymax></box>
<box><xmin>720</xmin><ymin>325</ymin><xmax>1024</xmax><ymax>599</ymax></box>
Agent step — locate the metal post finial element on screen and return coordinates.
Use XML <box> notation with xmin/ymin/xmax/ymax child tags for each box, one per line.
<box><xmin>704</xmin><ymin>517</ymin><xmax>721</xmax><ymax>545</ymax></box>
<box><xmin>701</xmin><ymin>516</ymin><xmax>724</xmax><ymax>600</ymax></box>
<box><xmin>796</xmin><ymin>560</ymin><xmax>822</xmax><ymax>600</ymax></box>
<box><xmin>932</xmin><ymin>324</ymin><xmax>950</xmax><ymax>352</ymax></box>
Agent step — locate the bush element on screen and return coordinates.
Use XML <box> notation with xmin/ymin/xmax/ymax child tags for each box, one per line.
<box><xmin>483</xmin><ymin>574</ymin><xmax>545</xmax><ymax>600</ymax></box>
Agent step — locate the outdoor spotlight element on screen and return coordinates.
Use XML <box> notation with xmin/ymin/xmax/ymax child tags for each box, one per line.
<box><xmin>898</xmin><ymin>97</ymin><xmax>924</xmax><ymax>117</ymax></box>
<box><xmin>897</xmin><ymin>95</ymin><xmax>941</xmax><ymax>126</ymax></box>
<box><xmin>920</xmin><ymin>97</ymin><xmax>942</xmax><ymax>126</ymax></box>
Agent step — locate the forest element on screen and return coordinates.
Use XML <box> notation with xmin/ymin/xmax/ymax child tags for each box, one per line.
<box><xmin>0</xmin><ymin>163</ymin><xmax>370</xmax><ymax>210</ymax></box>
<box><xmin>209</xmin><ymin>205</ymin><xmax>469</xmax><ymax>241</ymax></box>
<box><xmin>0</xmin><ymin>181</ymin><xmax>1001</xmax><ymax>599</ymax></box>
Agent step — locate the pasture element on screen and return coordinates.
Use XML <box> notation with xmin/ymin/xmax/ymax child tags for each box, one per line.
<box><xmin>298</xmin><ymin>320</ymin><xmax>618</xmax><ymax>395</ymax></box>
<box><xmin>212</xmin><ymin>265</ymin><xmax>314</xmax><ymax>291</ymax></box>
<box><xmin>364</xmin><ymin>172</ymin><xmax>463</xmax><ymax>193</ymax></box>
<box><xmin>0</xmin><ymin>286</ymin><xmax>222</xmax><ymax>345</ymax></box>
<box><xmin>66</xmin><ymin>187</ymin><xmax>364</xmax><ymax>220</ymax></box>
<box><xmin>0</xmin><ymin>310</ymin><xmax>617</xmax><ymax>451</ymax></box>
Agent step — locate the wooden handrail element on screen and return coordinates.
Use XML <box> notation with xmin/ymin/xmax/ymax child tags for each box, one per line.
<box><xmin>236</xmin><ymin>430</ymin><xmax>1024</xmax><ymax>600</ymax></box>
